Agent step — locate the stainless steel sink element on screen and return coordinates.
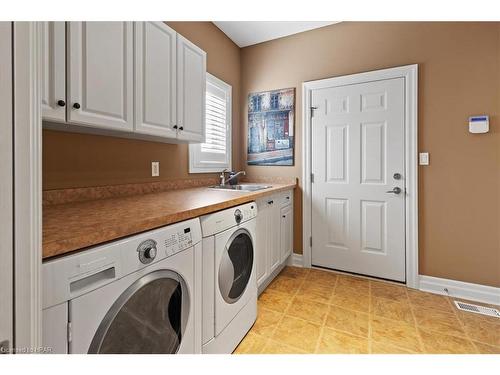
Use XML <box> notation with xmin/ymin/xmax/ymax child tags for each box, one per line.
<box><xmin>208</xmin><ymin>184</ymin><xmax>272</xmax><ymax>192</ymax></box>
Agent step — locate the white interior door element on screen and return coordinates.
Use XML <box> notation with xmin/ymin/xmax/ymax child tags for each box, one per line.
<box><xmin>311</xmin><ymin>77</ymin><xmax>406</xmax><ymax>282</ymax></box>
<box><xmin>0</xmin><ymin>21</ymin><xmax>13</xmax><ymax>352</ymax></box>
<box><xmin>67</xmin><ymin>22</ymin><xmax>134</xmax><ymax>131</ymax></box>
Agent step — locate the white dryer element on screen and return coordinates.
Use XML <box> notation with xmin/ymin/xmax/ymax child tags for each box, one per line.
<box><xmin>201</xmin><ymin>202</ymin><xmax>257</xmax><ymax>354</ymax></box>
<box><xmin>42</xmin><ymin>218</ymin><xmax>202</xmax><ymax>354</ymax></box>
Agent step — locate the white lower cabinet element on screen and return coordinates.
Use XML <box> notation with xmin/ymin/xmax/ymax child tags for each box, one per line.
<box><xmin>280</xmin><ymin>204</ymin><xmax>293</xmax><ymax>263</ymax></box>
<box><xmin>255</xmin><ymin>190</ymin><xmax>294</xmax><ymax>292</ymax></box>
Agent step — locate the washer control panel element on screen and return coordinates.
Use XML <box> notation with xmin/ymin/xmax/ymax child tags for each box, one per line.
<box><xmin>137</xmin><ymin>239</ymin><xmax>157</xmax><ymax>264</ymax></box>
<box><xmin>163</xmin><ymin>226</ymin><xmax>193</xmax><ymax>257</ymax></box>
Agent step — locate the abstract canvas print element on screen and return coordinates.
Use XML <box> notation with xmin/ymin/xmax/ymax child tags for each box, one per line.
<box><xmin>247</xmin><ymin>88</ymin><xmax>295</xmax><ymax>166</ymax></box>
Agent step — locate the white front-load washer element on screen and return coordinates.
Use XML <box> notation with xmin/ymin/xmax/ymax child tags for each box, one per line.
<box><xmin>200</xmin><ymin>202</ymin><xmax>257</xmax><ymax>354</ymax></box>
<box><xmin>42</xmin><ymin>218</ymin><xmax>202</xmax><ymax>354</ymax></box>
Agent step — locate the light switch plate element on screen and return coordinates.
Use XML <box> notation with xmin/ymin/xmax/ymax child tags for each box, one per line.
<box><xmin>419</xmin><ymin>152</ymin><xmax>429</xmax><ymax>166</ymax></box>
<box><xmin>151</xmin><ymin>161</ymin><xmax>160</xmax><ymax>177</ymax></box>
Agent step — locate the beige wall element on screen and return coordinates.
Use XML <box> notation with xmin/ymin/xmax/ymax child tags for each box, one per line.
<box><xmin>241</xmin><ymin>22</ymin><xmax>500</xmax><ymax>287</ymax></box>
<box><xmin>43</xmin><ymin>21</ymin><xmax>500</xmax><ymax>288</ymax></box>
<box><xmin>43</xmin><ymin>21</ymin><xmax>241</xmax><ymax>190</ymax></box>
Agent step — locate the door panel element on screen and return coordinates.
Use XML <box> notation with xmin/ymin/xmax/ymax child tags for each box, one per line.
<box><xmin>255</xmin><ymin>199</ymin><xmax>269</xmax><ymax>287</ymax></box>
<box><xmin>41</xmin><ymin>22</ymin><xmax>66</xmax><ymax>122</ymax></box>
<box><xmin>176</xmin><ymin>34</ymin><xmax>206</xmax><ymax>142</ymax></box>
<box><xmin>311</xmin><ymin>78</ymin><xmax>405</xmax><ymax>282</ymax></box>
<box><xmin>280</xmin><ymin>205</ymin><xmax>293</xmax><ymax>263</ymax></box>
<box><xmin>268</xmin><ymin>197</ymin><xmax>281</xmax><ymax>273</ymax></box>
<box><xmin>67</xmin><ymin>22</ymin><xmax>133</xmax><ymax>131</ymax></box>
<box><xmin>134</xmin><ymin>22</ymin><xmax>177</xmax><ymax>138</ymax></box>
<box><xmin>0</xmin><ymin>22</ymin><xmax>13</xmax><ymax>353</ymax></box>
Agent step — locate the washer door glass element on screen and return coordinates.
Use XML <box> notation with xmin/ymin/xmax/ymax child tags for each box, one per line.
<box><xmin>88</xmin><ymin>270</ymin><xmax>189</xmax><ymax>354</ymax></box>
<box><xmin>218</xmin><ymin>229</ymin><xmax>254</xmax><ymax>304</ymax></box>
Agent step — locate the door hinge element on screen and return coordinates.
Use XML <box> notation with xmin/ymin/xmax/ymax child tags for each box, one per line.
<box><xmin>67</xmin><ymin>322</ymin><xmax>72</xmax><ymax>343</ymax></box>
<box><xmin>310</xmin><ymin>236</ymin><xmax>313</xmax><ymax>247</ymax></box>
<box><xmin>310</xmin><ymin>173</ymin><xmax>314</xmax><ymax>183</ymax></box>
<box><xmin>310</xmin><ymin>106</ymin><xmax>318</xmax><ymax>118</ymax></box>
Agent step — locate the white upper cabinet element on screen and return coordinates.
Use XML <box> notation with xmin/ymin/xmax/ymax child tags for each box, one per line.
<box><xmin>134</xmin><ymin>22</ymin><xmax>177</xmax><ymax>138</ymax></box>
<box><xmin>42</xmin><ymin>22</ymin><xmax>207</xmax><ymax>143</ymax></box>
<box><xmin>176</xmin><ymin>34</ymin><xmax>206</xmax><ymax>142</ymax></box>
<box><xmin>67</xmin><ymin>22</ymin><xmax>134</xmax><ymax>132</ymax></box>
<box><xmin>41</xmin><ymin>22</ymin><xmax>66</xmax><ymax>122</ymax></box>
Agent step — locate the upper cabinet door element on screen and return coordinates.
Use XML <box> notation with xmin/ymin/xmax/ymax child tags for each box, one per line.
<box><xmin>41</xmin><ymin>22</ymin><xmax>66</xmax><ymax>122</ymax></box>
<box><xmin>67</xmin><ymin>22</ymin><xmax>134</xmax><ymax>131</ymax></box>
<box><xmin>134</xmin><ymin>22</ymin><xmax>177</xmax><ymax>138</ymax></box>
<box><xmin>176</xmin><ymin>34</ymin><xmax>206</xmax><ymax>142</ymax></box>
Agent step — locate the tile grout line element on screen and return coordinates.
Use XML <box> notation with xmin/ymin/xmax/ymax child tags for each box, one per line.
<box><xmin>446</xmin><ymin>296</ymin><xmax>480</xmax><ymax>353</ymax></box>
<box><xmin>368</xmin><ymin>280</ymin><xmax>373</xmax><ymax>354</ymax></box>
<box><xmin>406</xmin><ymin>287</ymin><xmax>425</xmax><ymax>353</ymax></box>
<box><xmin>263</xmin><ymin>271</ymin><xmax>309</xmax><ymax>353</ymax></box>
<box><xmin>313</xmin><ymin>275</ymin><xmax>338</xmax><ymax>353</ymax></box>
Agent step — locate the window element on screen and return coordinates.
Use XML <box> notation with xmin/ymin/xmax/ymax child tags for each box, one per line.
<box><xmin>189</xmin><ymin>73</ymin><xmax>232</xmax><ymax>173</ymax></box>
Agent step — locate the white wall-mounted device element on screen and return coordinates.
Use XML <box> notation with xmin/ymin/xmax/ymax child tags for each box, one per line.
<box><xmin>469</xmin><ymin>115</ymin><xmax>489</xmax><ymax>134</ymax></box>
<box><xmin>419</xmin><ymin>152</ymin><xmax>429</xmax><ymax>166</ymax></box>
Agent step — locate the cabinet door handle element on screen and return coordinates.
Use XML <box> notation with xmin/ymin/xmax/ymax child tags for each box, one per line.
<box><xmin>282</xmin><ymin>215</ymin><xmax>286</xmax><ymax>218</ymax></box>
<box><xmin>73</xmin><ymin>102</ymin><xmax>81</xmax><ymax>109</ymax></box>
<box><xmin>173</xmin><ymin>125</ymin><xmax>178</xmax><ymax>129</ymax></box>
<box><xmin>57</xmin><ymin>100</ymin><xmax>66</xmax><ymax>107</ymax></box>
<box><xmin>179</xmin><ymin>126</ymin><xmax>184</xmax><ymax>131</ymax></box>
<box><xmin>268</xmin><ymin>200</ymin><xmax>273</xmax><ymax>205</ymax></box>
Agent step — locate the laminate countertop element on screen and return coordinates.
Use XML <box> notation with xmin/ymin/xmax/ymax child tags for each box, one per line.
<box><xmin>43</xmin><ymin>182</ymin><xmax>296</xmax><ymax>259</ymax></box>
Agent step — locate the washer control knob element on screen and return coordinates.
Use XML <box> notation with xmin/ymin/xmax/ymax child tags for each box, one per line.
<box><xmin>137</xmin><ymin>239</ymin><xmax>157</xmax><ymax>264</ymax></box>
<box><xmin>234</xmin><ymin>209</ymin><xmax>243</xmax><ymax>224</ymax></box>
<box><xmin>143</xmin><ymin>246</ymin><xmax>157</xmax><ymax>260</ymax></box>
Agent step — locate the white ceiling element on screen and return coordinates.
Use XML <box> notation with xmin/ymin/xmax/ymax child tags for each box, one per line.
<box><xmin>213</xmin><ymin>21</ymin><xmax>339</xmax><ymax>48</ymax></box>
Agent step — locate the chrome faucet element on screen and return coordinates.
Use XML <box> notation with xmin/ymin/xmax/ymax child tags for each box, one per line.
<box><xmin>219</xmin><ymin>169</ymin><xmax>246</xmax><ymax>186</ymax></box>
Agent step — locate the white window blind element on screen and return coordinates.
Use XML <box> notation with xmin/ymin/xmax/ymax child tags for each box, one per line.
<box><xmin>189</xmin><ymin>73</ymin><xmax>232</xmax><ymax>173</ymax></box>
<box><xmin>203</xmin><ymin>91</ymin><xmax>227</xmax><ymax>154</ymax></box>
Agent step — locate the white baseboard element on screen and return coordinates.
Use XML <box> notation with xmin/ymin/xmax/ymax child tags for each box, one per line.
<box><xmin>287</xmin><ymin>253</ymin><xmax>303</xmax><ymax>268</ymax></box>
<box><xmin>419</xmin><ymin>275</ymin><xmax>500</xmax><ymax>306</ymax></box>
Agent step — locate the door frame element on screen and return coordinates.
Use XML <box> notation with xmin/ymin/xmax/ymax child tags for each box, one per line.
<box><xmin>301</xmin><ymin>64</ymin><xmax>419</xmax><ymax>288</ymax></box>
<box><xmin>0</xmin><ymin>22</ymin><xmax>13</xmax><ymax>353</ymax></box>
<box><xmin>13</xmin><ymin>21</ymin><xmax>43</xmax><ymax>350</ymax></box>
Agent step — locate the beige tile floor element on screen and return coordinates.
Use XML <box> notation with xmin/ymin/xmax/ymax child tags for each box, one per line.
<box><xmin>234</xmin><ymin>266</ymin><xmax>500</xmax><ymax>354</ymax></box>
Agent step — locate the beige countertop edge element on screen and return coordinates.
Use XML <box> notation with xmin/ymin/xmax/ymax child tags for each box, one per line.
<box><xmin>42</xmin><ymin>183</ymin><xmax>296</xmax><ymax>260</ymax></box>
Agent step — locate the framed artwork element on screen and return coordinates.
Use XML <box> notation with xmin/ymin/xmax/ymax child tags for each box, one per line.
<box><xmin>247</xmin><ymin>88</ymin><xmax>295</xmax><ymax>166</ymax></box>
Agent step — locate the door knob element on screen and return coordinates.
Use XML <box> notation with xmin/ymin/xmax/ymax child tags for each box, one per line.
<box><xmin>57</xmin><ymin>99</ymin><xmax>66</xmax><ymax>107</ymax></box>
<box><xmin>73</xmin><ymin>102</ymin><xmax>81</xmax><ymax>109</ymax></box>
<box><xmin>386</xmin><ymin>187</ymin><xmax>402</xmax><ymax>194</ymax></box>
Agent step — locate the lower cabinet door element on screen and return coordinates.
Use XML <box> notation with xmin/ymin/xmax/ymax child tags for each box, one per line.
<box><xmin>268</xmin><ymin>196</ymin><xmax>281</xmax><ymax>274</ymax></box>
<box><xmin>280</xmin><ymin>205</ymin><xmax>293</xmax><ymax>263</ymax></box>
<box><xmin>255</xmin><ymin>198</ymin><xmax>270</xmax><ymax>288</ymax></box>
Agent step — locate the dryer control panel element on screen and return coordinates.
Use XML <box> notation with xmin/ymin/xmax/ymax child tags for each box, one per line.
<box><xmin>200</xmin><ymin>202</ymin><xmax>257</xmax><ymax>237</ymax></box>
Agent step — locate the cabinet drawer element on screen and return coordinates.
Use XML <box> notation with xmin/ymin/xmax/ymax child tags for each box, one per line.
<box><xmin>279</xmin><ymin>190</ymin><xmax>293</xmax><ymax>207</ymax></box>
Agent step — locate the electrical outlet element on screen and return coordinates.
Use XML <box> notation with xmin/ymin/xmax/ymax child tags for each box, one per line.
<box><xmin>151</xmin><ymin>161</ymin><xmax>160</xmax><ymax>177</ymax></box>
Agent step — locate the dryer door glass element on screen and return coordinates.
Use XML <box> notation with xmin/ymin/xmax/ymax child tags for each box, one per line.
<box><xmin>219</xmin><ymin>229</ymin><xmax>254</xmax><ymax>304</ymax></box>
<box><xmin>88</xmin><ymin>270</ymin><xmax>189</xmax><ymax>354</ymax></box>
